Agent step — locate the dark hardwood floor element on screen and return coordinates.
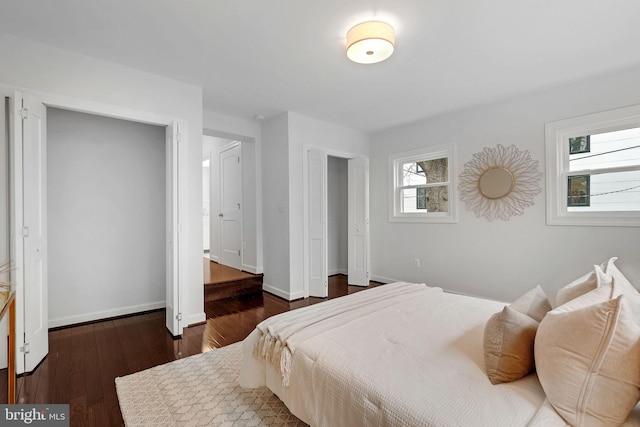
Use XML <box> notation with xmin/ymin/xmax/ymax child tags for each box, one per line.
<box><xmin>16</xmin><ymin>275</ymin><xmax>382</xmax><ymax>426</ymax></box>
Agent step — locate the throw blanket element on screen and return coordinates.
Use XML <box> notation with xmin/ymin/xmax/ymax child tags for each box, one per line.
<box><xmin>253</xmin><ymin>282</ymin><xmax>441</xmax><ymax>385</ymax></box>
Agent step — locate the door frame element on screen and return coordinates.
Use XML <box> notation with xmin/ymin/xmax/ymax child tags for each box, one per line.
<box><xmin>302</xmin><ymin>146</ymin><xmax>370</xmax><ymax>298</ymax></box>
<box><xmin>5</xmin><ymin>87</ymin><xmax>186</xmax><ymax>372</ymax></box>
<box><xmin>203</xmin><ymin>130</ymin><xmax>262</xmax><ymax>275</ymax></box>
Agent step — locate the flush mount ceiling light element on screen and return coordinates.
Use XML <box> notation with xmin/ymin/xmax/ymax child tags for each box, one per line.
<box><xmin>346</xmin><ymin>20</ymin><xmax>395</xmax><ymax>64</ymax></box>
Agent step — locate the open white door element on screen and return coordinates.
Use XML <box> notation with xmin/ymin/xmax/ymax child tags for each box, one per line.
<box><xmin>308</xmin><ymin>150</ymin><xmax>328</xmax><ymax>297</ymax></box>
<box><xmin>348</xmin><ymin>157</ymin><xmax>370</xmax><ymax>286</ymax></box>
<box><xmin>219</xmin><ymin>144</ymin><xmax>242</xmax><ymax>270</ymax></box>
<box><xmin>16</xmin><ymin>93</ymin><xmax>48</xmax><ymax>373</ymax></box>
<box><xmin>165</xmin><ymin>121</ymin><xmax>180</xmax><ymax>336</ymax></box>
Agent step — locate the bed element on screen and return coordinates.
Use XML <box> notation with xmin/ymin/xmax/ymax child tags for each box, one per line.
<box><xmin>239</xmin><ymin>279</ymin><xmax>640</xmax><ymax>426</ymax></box>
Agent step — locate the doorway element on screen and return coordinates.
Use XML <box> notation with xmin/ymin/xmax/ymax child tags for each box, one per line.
<box><xmin>328</xmin><ymin>156</ymin><xmax>348</xmax><ymax>276</ymax></box>
<box><xmin>305</xmin><ymin>149</ymin><xmax>370</xmax><ymax>298</ymax></box>
<box><xmin>11</xmin><ymin>91</ymin><xmax>183</xmax><ymax>374</ymax></box>
<box><xmin>46</xmin><ymin>108</ymin><xmax>166</xmax><ymax>328</ymax></box>
<box><xmin>203</xmin><ymin>136</ymin><xmax>243</xmax><ymax>271</ymax></box>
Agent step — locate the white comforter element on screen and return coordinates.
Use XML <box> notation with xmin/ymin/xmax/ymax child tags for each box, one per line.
<box><xmin>239</xmin><ymin>283</ymin><xmax>640</xmax><ymax>426</ymax></box>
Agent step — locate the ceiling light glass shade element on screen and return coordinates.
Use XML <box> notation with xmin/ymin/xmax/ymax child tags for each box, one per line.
<box><xmin>346</xmin><ymin>21</ymin><xmax>395</xmax><ymax>64</ymax></box>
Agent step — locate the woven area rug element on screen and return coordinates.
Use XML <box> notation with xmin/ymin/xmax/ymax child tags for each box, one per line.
<box><xmin>115</xmin><ymin>342</ymin><xmax>307</xmax><ymax>426</ymax></box>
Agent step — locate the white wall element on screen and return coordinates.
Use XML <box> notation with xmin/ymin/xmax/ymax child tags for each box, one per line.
<box><xmin>261</xmin><ymin>113</ymin><xmax>291</xmax><ymax>297</ymax></box>
<box><xmin>0</xmin><ymin>34</ymin><xmax>204</xmax><ymax>328</ymax></box>
<box><xmin>328</xmin><ymin>156</ymin><xmax>348</xmax><ymax>275</ymax></box>
<box><xmin>241</xmin><ymin>139</ymin><xmax>259</xmax><ymax>272</ymax></box>
<box><xmin>370</xmin><ymin>65</ymin><xmax>640</xmax><ymax>303</ymax></box>
<box><xmin>260</xmin><ymin>112</ymin><xmax>369</xmax><ymax>299</ymax></box>
<box><xmin>47</xmin><ymin>108</ymin><xmax>166</xmax><ymax>326</ymax></box>
<box><xmin>288</xmin><ymin>112</ymin><xmax>370</xmax><ymax>299</ymax></box>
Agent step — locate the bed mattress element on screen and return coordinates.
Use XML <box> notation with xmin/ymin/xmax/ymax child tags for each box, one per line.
<box><xmin>239</xmin><ymin>282</ymin><xmax>640</xmax><ymax>426</ymax></box>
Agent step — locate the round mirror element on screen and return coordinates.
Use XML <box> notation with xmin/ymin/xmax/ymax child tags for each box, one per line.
<box><xmin>478</xmin><ymin>167</ymin><xmax>515</xmax><ymax>199</ymax></box>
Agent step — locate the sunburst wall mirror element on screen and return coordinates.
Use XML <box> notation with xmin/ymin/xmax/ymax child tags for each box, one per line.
<box><xmin>458</xmin><ymin>144</ymin><xmax>542</xmax><ymax>221</ymax></box>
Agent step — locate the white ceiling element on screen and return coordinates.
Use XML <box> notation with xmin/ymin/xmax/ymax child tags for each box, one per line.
<box><xmin>2</xmin><ymin>1</ymin><xmax>640</xmax><ymax>133</ymax></box>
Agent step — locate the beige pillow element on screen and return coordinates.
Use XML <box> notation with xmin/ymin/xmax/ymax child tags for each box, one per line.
<box><xmin>535</xmin><ymin>290</ymin><xmax>640</xmax><ymax>426</ymax></box>
<box><xmin>483</xmin><ymin>286</ymin><xmax>552</xmax><ymax>384</ymax></box>
<box><xmin>555</xmin><ymin>270</ymin><xmax>598</xmax><ymax>307</ymax></box>
<box><xmin>527</xmin><ymin>398</ymin><xmax>570</xmax><ymax>427</ymax></box>
<box><xmin>510</xmin><ymin>285</ymin><xmax>552</xmax><ymax>322</ymax></box>
<box><xmin>484</xmin><ymin>306</ymin><xmax>539</xmax><ymax>384</ymax></box>
<box><xmin>555</xmin><ymin>257</ymin><xmax>638</xmax><ymax>309</ymax></box>
<box><xmin>601</xmin><ymin>257</ymin><xmax>640</xmax><ymax>322</ymax></box>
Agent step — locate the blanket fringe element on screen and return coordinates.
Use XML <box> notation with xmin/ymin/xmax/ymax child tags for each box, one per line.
<box><xmin>254</xmin><ymin>333</ymin><xmax>266</xmax><ymax>360</ymax></box>
<box><xmin>280</xmin><ymin>347</ymin><xmax>292</xmax><ymax>387</ymax></box>
<box><xmin>271</xmin><ymin>340</ymin><xmax>282</xmax><ymax>367</ymax></box>
<box><xmin>253</xmin><ymin>331</ymin><xmax>292</xmax><ymax>386</ymax></box>
<box><xmin>251</xmin><ymin>282</ymin><xmax>433</xmax><ymax>389</ymax></box>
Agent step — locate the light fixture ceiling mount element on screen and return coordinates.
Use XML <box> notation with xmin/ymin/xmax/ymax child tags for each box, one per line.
<box><xmin>346</xmin><ymin>20</ymin><xmax>395</xmax><ymax>64</ymax></box>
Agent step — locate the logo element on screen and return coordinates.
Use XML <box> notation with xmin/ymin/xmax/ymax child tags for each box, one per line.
<box><xmin>0</xmin><ymin>405</ymin><xmax>69</xmax><ymax>426</ymax></box>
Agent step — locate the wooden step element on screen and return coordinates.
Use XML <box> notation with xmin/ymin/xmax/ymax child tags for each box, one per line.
<box><xmin>204</xmin><ymin>275</ymin><xmax>263</xmax><ymax>302</ymax></box>
<box><xmin>203</xmin><ymin>258</ymin><xmax>263</xmax><ymax>302</ymax></box>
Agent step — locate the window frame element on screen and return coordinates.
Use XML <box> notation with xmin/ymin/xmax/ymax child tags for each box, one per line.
<box><xmin>388</xmin><ymin>142</ymin><xmax>458</xmax><ymax>223</ymax></box>
<box><xmin>545</xmin><ymin>104</ymin><xmax>640</xmax><ymax>227</ymax></box>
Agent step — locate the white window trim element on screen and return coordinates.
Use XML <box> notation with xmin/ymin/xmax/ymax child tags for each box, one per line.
<box><xmin>545</xmin><ymin>104</ymin><xmax>640</xmax><ymax>227</ymax></box>
<box><xmin>388</xmin><ymin>142</ymin><xmax>458</xmax><ymax>223</ymax></box>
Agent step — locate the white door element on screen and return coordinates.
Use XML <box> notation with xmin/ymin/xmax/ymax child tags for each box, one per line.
<box><xmin>219</xmin><ymin>144</ymin><xmax>242</xmax><ymax>270</ymax></box>
<box><xmin>348</xmin><ymin>157</ymin><xmax>370</xmax><ymax>286</ymax></box>
<box><xmin>308</xmin><ymin>150</ymin><xmax>328</xmax><ymax>297</ymax></box>
<box><xmin>165</xmin><ymin>121</ymin><xmax>180</xmax><ymax>336</ymax></box>
<box><xmin>17</xmin><ymin>93</ymin><xmax>48</xmax><ymax>372</ymax></box>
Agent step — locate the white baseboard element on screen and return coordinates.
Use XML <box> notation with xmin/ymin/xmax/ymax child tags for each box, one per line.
<box><xmin>369</xmin><ymin>274</ymin><xmax>398</xmax><ymax>284</ymax></box>
<box><xmin>48</xmin><ymin>300</ymin><xmax>166</xmax><ymax>329</ymax></box>
<box><xmin>262</xmin><ymin>283</ymin><xmax>290</xmax><ymax>300</ymax></box>
<box><xmin>289</xmin><ymin>290</ymin><xmax>305</xmax><ymax>300</ymax></box>
<box><xmin>369</xmin><ymin>275</ymin><xmax>506</xmax><ymax>303</ymax></box>
<box><xmin>262</xmin><ymin>283</ymin><xmax>304</xmax><ymax>301</ymax></box>
<box><xmin>242</xmin><ymin>264</ymin><xmax>264</xmax><ymax>274</ymax></box>
<box><xmin>328</xmin><ymin>268</ymin><xmax>348</xmax><ymax>276</ymax></box>
<box><xmin>441</xmin><ymin>288</ymin><xmax>508</xmax><ymax>303</ymax></box>
<box><xmin>186</xmin><ymin>312</ymin><xmax>206</xmax><ymax>327</ymax></box>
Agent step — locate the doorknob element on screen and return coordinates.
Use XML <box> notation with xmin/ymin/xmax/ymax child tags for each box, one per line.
<box><xmin>218</xmin><ymin>213</ymin><xmax>223</xmax><ymax>217</ymax></box>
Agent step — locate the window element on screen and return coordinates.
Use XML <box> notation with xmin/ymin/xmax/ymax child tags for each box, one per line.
<box><xmin>389</xmin><ymin>142</ymin><xmax>457</xmax><ymax>223</ymax></box>
<box><xmin>545</xmin><ymin>104</ymin><xmax>640</xmax><ymax>226</ymax></box>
